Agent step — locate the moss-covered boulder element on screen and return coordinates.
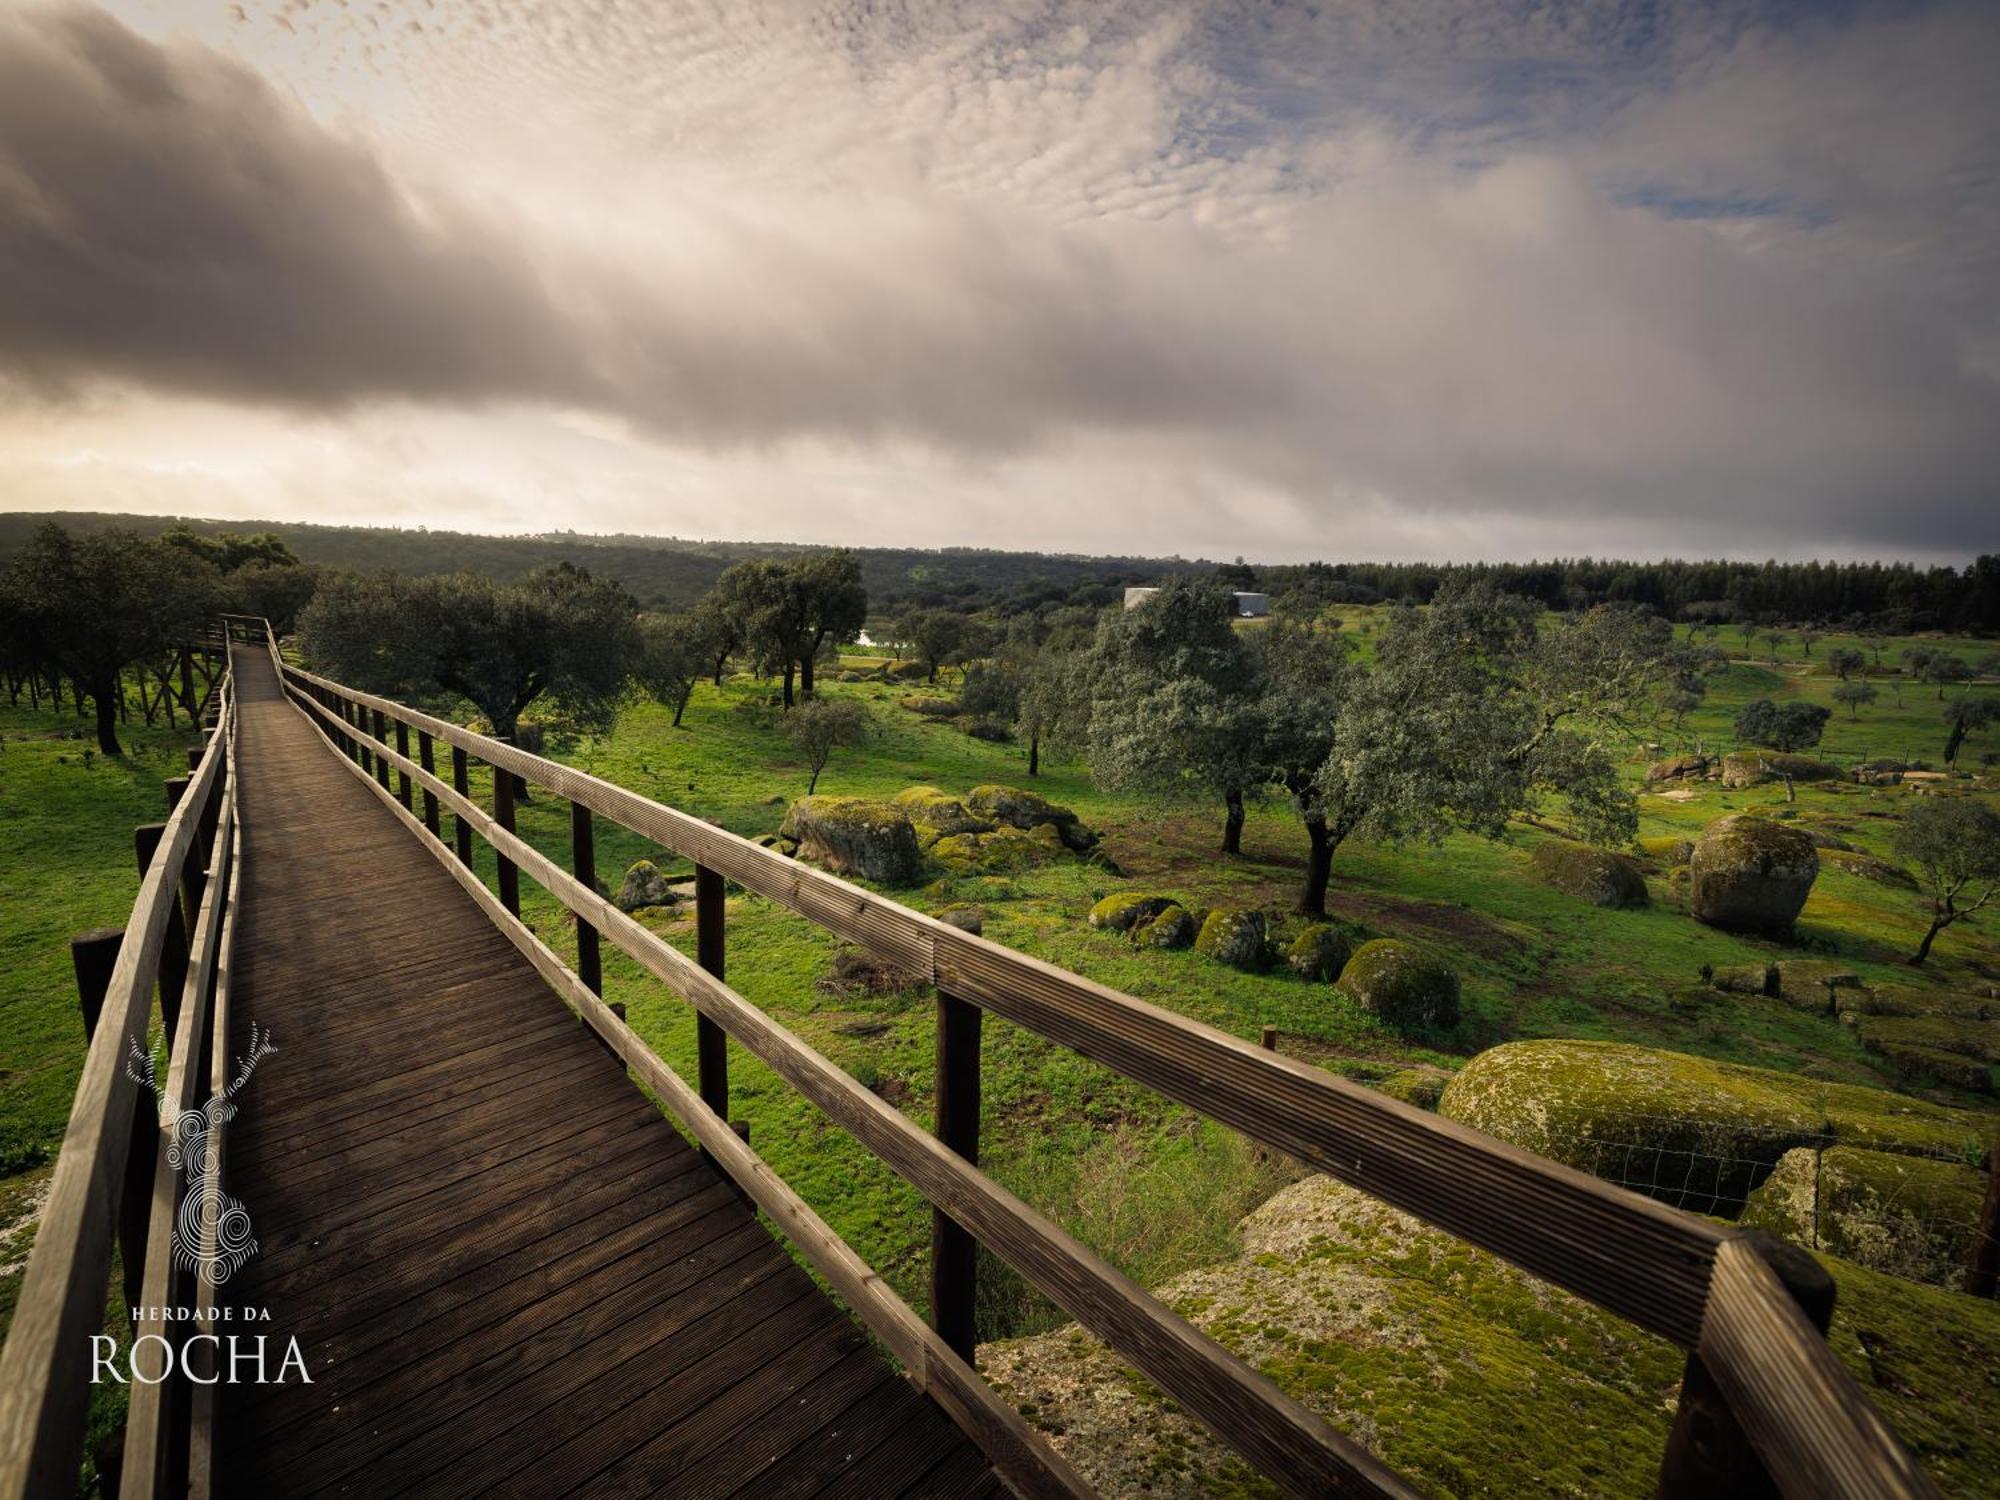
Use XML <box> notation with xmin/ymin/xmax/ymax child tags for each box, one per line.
<box><xmin>899</xmin><ymin>695</ymin><xmax>960</xmax><ymax>716</ymax></box>
<box><xmin>1772</xmin><ymin>959</ymin><xmax>1865</xmax><ymax>1014</ymax></box>
<box><xmin>931</xmin><ymin>823</ymin><xmax>1064</xmax><ymax>874</ymax></box>
<box><xmin>1843</xmin><ymin>985</ymin><xmax>2000</xmax><ymax>1022</ymax></box>
<box><xmin>779</xmin><ymin>796</ymin><xmax>925</xmax><ymax>885</ymax></box>
<box><xmin>965</xmin><ymin>785</ymin><xmax>1099</xmax><ymax>853</ymax></box>
<box><xmin>1194</xmin><ymin>908</ymin><xmax>1268</xmax><ymax>971</ymax></box>
<box><xmin>1856</xmin><ymin>1014</ymin><xmax>1999</xmax><ymax>1093</ymax></box>
<box><xmin>1336</xmin><ymin>940</ymin><xmax>1460</xmax><ymax>1030</ymax></box>
<box><xmin>937</xmin><ymin>904</ymin><xmax>984</xmax><ymax>936</ymax></box>
<box><xmin>1133</xmin><ymin>903</ymin><xmax>1197</xmax><ymax>949</ymax></box>
<box><xmin>1438</xmin><ymin>1040</ymin><xmax>1990</xmax><ymax>1213</ymax></box>
<box><xmin>1688</xmin><ymin>814</ymin><xmax>1819</xmax><ymax>935</ymax></box>
<box><xmin>615</xmin><ymin>859</ymin><xmax>677</xmax><ymax>911</ymax></box>
<box><xmin>1378</xmin><ymin>1066</ymin><xmax>1451</xmax><ymax>1110</ymax></box>
<box><xmin>1530</xmin><ymin>841</ymin><xmax>1650</xmax><ymax>908</ymax></box>
<box><xmin>892</xmin><ymin>786</ymin><xmax>994</xmax><ymax>845</ymax></box>
<box><xmin>1088</xmin><ymin>892</ymin><xmax>1176</xmax><ymax>932</ymax></box>
<box><xmin>1742</xmin><ymin>1146</ymin><xmax>1990</xmax><ymax>1289</ymax></box>
<box><xmin>1285</xmin><ymin>923</ymin><xmax>1355</xmax><ymax>981</ymax></box>
<box><xmin>1645</xmin><ymin>755</ymin><xmax>1709</xmax><ymax>783</ymax></box>
<box><xmin>1720</xmin><ymin>751</ymin><xmax>1846</xmax><ymax>788</ymax></box>
<box><xmin>1638</xmin><ymin>835</ymin><xmax>1695</xmax><ymax>868</ymax></box>
<box><xmin>1709</xmin><ymin>961</ymin><xmax>1776</xmax><ymax>996</ymax></box>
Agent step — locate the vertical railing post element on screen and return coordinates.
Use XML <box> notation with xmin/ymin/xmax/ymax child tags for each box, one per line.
<box><xmin>932</xmin><ymin>991</ymin><xmax>983</xmax><ymax>1362</ymax></box>
<box><xmin>1969</xmin><ymin>1153</ymin><xmax>1999</xmax><ymax>1299</ymax></box>
<box><xmin>134</xmin><ymin>823</ymin><xmax>188</xmax><ymax>1040</ymax></box>
<box><xmin>1657</xmin><ymin>1229</ymin><xmax>1835</xmax><ymax>1497</ymax></box>
<box><xmin>418</xmin><ymin>731</ymin><xmax>441</xmax><ymax>836</ymax></box>
<box><xmin>571</xmin><ymin>802</ymin><xmax>602</xmax><ymax>995</ymax></box>
<box><xmin>371</xmin><ymin>709</ymin><xmax>391</xmax><ymax>792</ymax></box>
<box><xmin>492</xmin><ymin>759</ymin><xmax>520</xmax><ymax>916</ymax></box>
<box><xmin>72</xmin><ymin>928</ymin><xmax>153</xmax><ymax>1314</ymax></box>
<box><xmin>347</xmin><ymin>698</ymin><xmax>368</xmax><ymax>772</ymax></box>
<box><xmin>695</xmin><ymin>865</ymin><xmax>729</xmax><ymax>1122</ymax></box>
<box><xmin>394</xmin><ymin>720</ymin><xmax>413</xmax><ymax>811</ymax></box>
<box><xmin>451</xmin><ymin>747</ymin><xmax>474</xmax><ymax>866</ymax></box>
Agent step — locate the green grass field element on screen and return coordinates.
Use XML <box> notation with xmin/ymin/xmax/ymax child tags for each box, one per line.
<box><xmin>1</xmin><ymin>625</ymin><xmax>1995</xmax><ymax>1491</ymax></box>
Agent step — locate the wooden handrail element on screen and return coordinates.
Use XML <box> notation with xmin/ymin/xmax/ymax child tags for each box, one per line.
<box><xmin>0</xmin><ymin>668</ymin><xmax>236</xmax><ymax>1500</ymax></box>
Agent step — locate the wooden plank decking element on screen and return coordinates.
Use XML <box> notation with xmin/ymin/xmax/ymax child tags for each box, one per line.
<box><xmin>213</xmin><ymin>648</ymin><xmax>998</xmax><ymax>1498</ymax></box>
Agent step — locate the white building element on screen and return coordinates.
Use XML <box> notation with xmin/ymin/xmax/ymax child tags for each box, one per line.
<box><xmin>1123</xmin><ymin>586</ymin><xmax>1270</xmax><ymax>618</ymax></box>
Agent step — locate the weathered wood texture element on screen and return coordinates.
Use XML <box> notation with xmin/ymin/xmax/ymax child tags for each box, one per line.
<box><xmin>212</xmin><ymin>648</ymin><xmax>996</xmax><ymax>1499</ymax></box>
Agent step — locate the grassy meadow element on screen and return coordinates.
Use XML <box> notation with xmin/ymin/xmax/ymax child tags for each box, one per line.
<box><xmin>1</xmin><ymin>614</ymin><xmax>1996</xmax><ymax>1493</ymax></box>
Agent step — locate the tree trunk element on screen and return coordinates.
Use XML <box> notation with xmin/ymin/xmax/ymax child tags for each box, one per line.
<box><xmin>799</xmin><ymin>653</ymin><xmax>816</xmax><ymax>699</ymax></box>
<box><xmin>179</xmin><ymin>648</ymin><xmax>197</xmax><ymax>718</ymax></box>
<box><xmin>1945</xmin><ymin>720</ymin><xmax>1966</xmax><ymax>766</ymax></box>
<box><xmin>712</xmin><ymin>651</ymin><xmax>728</xmax><ymax>687</ymax></box>
<box><xmin>1222</xmin><ymin>788</ymin><xmax>1245</xmax><ymax>855</ymax></box>
<box><xmin>1298</xmin><ymin>812</ymin><xmax>1333</xmax><ymax>917</ymax></box>
<box><xmin>1909</xmin><ymin>917</ymin><xmax>1946</xmax><ymax>966</ymax></box>
<box><xmin>1027</xmin><ymin>733</ymin><xmax>1040</xmax><ymax>777</ymax></box>
<box><xmin>91</xmin><ymin>676</ymin><xmax>122</xmax><ymax>756</ymax></box>
<box><xmin>672</xmin><ymin>684</ymin><xmax>692</xmax><ymax>727</ymax></box>
<box><xmin>492</xmin><ymin>711</ymin><xmax>531</xmax><ymax>800</ymax></box>
<box><xmin>781</xmin><ymin>661</ymin><xmax>796</xmax><ymax>709</ymax></box>
<box><xmin>808</xmin><ymin>762</ymin><xmax>823</xmax><ymax>795</ymax></box>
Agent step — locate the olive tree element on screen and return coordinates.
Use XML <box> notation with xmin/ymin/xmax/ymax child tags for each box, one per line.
<box><xmin>1245</xmin><ymin>615</ymin><xmax>1356</xmax><ymax>914</ymax></box>
<box><xmin>634</xmin><ymin>611</ymin><xmax>707</xmax><ymax>726</ymax></box>
<box><xmin>1085</xmin><ymin>577</ymin><xmax>1259</xmax><ymax>854</ymax></box>
<box><xmin>1735</xmin><ymin>698</ymin><xmax>1829</xmax><ymax>754</ymax></box>
<box><xmin>2</xmin><ymin>525</ymin><xmax>217</xmax><ymax>755</ymax></box>
<box><xmin>299</xmin><ymin>562</ymin><xmax>639</xmax><ymax>757</ymax></box>
<box><xmin>1942</xmin><ymin>696</ymin><xmax>2000</xmax><ymax>767</ymax></box>
<box><xmin>1891</xmin><ymin>800</ymin><xmax>2000</xmax><ymax>965</ymax></box>
<box><xmin>1826</xmin><ymin>647</ymin><xmax>1865</xmax><ymax>680</ymax></box>
<box><xmin>785</xmin><ymin>697</ymin><xmax>869</xmax><ymax>794</ymax></box>
<box><xmin>1832</xmin><ymin>680</ymin><xmax>1878</xmax><ymax>718</ymax></box>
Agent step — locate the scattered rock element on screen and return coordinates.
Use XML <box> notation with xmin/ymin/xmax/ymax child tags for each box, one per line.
<box><xmin>1285</xmin><ymin>923</ymin><xmax>1355</xmax><ymax>981</ymax></box>
<box><xmin>1377</xmin><ymin>1066</ymin><xmax>1451</xmax><ymax>1110</ymax></box>
<box><xmin>780</xmin><ymin>796</ymin><xmax>926</xmax><ymax>885</ymax></box>
<box><xmin>1855</xmin><ymin>1013</ymin><xmax>2000</xmax><ymax>1094</ymax></box>
<box><xmin>1088</xmin><ymin>892</ymin><xmax>1178</xmax><ymax>932</ymax></box>
<box><xmin>615</xmin><ymin>859</ymin><xmax>678</xmax><ymax>911</ymax></box>
<box><xmin>936</xmin><ymin>904</ymin><xmax>985</xmax><ymax>936</ymax></box>
<box><xmin>1842</xmin><ymin>985</ymin><xmax>2000</xmax><ymax>1022</ymax></box>
<box><xmin>1645</xmin><ymin>754</ymin><xmax>1710</xmax><ymax>783</ymax></box>
<box><xmin>1742</xmin><ymin>1146</ymin><xmax>1990</xmax><ymax>1290</ymax></box>
<box><xmin>1133</xmin><ymin>904</ymin><xmax>1198</xmax><ymax>949</ymax></box>
<box><xmin>931</xmin><ymin>824</ymin><xmax>1065</xmax><ymax>873</ymax></box>
<box><xmin>1336</xmin><ymin>940</ymin><xmax>1460</xmax><ymax>1031</ymax></box>
<box><xmin>818</xmin><ymin>948</ymin><xmax>924</xmax><ymax>997</ymax></box>
<box><xmin>1709</xmin><ymin>962</ymin><xmax>1776</xmax><ymax>996</ymax></box>
<box><xmin>1818</xmin><ymin>848</ymin><xmax>1919</xmax><ymax>889</ymax></box>
<box><xmin>899</xmin><ymin>695</ymin><xmax>961</xmax><ymax>716</ymax></box>
<box><xmin>1772</xmin><ymin>959</ymin><xmax>1866</xmax><ymax>1015</ymax></box>
<box><xmin>1688</xmin><ymin>814</ymin><xmax>1819</xmax><ymax>935</ymax></box>
<box><xmin>1194</xmin><ymin>908</ymin><xmax>1268</xmax><ymax>971</ymax></box>
<box><xmin>1720</xmin><ymin>751</ymin><xmax>1846</xmax><ymax>788</ymax></box>
<box><xmin>965</xmin><ymin>785</ymin><xmax>1099</xmax><ymax>853</ymax></box>
<box><xmin>893</xmin><ymin>786</ymin><xmax>995</xmax><ymax>845</ymax></box>
<box><xmin>1530</xmin><ymin>841</ymin><xmax>1650</xmax><ymax>908</ymax></box>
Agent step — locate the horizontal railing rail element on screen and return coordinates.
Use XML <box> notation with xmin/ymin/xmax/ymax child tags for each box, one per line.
<box><xmin>0</xmin><ymin>642</ymin><xmax>241</xmax><ymax>1500</ymax></box>
<box><xmin>205</xmin><ymin>619</ymin><xmax>1937</xmax><ymax>1498</ymax></box>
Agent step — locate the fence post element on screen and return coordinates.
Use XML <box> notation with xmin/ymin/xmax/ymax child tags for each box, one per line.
<box><xmin>492</xmin><ymin>759</ymin><xmax>519</xmax><ymax>916</ymax></box>
<box><xmin>394</xmin><ymin>720</ymin><xmax>413</xmax><ymax>811</ymax></box>
<box><xmin>695</xmin><ymin>865</ymin><xmax>728</xmax><ymax>1122</ymax></box>
<box><xmin>571</xmin><ymin>802</ymin><xmax>602</xmax><ymax>995</ymax></box>
<box><xmin>451</xmin><ymin>747</ymin><xmax>474</xmax><ymax>866</ymax></box>
<box><xmin>72</xmin><ymin>928</ymin><xmax>154</xmax><ymax>1316</ymax></box>
<box><xmin>1657</xmin><ymin>1229</ymin><xmax>1835</xmax><ymax>1498</ymax></box>
<box><xmin>417</xmin><ymin>731</ymin><xmax>440</xmax><ymax>836</ymax></box>
<box><xmin>932</xmin><ymin>990</ymin><xmax>982</xmax><ymax>1362</ymax></box>
<box><xmin>134</xmin><ymin>823</ymin><xmax>188</xmax><ymax>1041</ymax></box>
<box><xmin>371</xmin><ymin>709</ymin><xmax>392</xmax><ymax>792</ymax></box>
<box><xmin>1969</xmin><ymin>1154</ymin><xmax>1999</xmax><ymax>1299</ymax></box>
<box><xmin>350</xmin><ymin>700</ymin><xmax>371</xmax><ymax>774</ymax></box>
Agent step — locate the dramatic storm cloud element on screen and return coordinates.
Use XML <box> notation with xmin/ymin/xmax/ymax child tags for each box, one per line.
<box><xmin>0</xmin><ymin>0</ymin><xmax>1994</xmax><ymax>560</ymax></box>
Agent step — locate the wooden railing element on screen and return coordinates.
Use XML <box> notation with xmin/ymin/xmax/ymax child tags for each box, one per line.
<box><xmin>251</xmin><ymin>620</ymin><xmax>1941</xmax><ymax>1500</ymax></box>
<box><xmin>0</xmin><ymin>624</ymin><xmax>246</xmax><ymax>1500</ymax></box>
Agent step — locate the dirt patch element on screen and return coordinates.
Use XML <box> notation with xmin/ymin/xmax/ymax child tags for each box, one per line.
<box><xmin>818</xmin><ymin>947</ymin><xmax>925</xmax><ymax>998</ymax></box>
<box><xmin>1324</xmin><ymin>891</ymin><xmax>1527</xmax><ymax>960</ymax></box>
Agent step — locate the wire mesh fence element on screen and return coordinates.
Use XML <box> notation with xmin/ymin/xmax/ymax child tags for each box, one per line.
<box><xmin>1554</xmin><ymin>1109</ymin><xmax>1995</xmax><ymax>1293</ymax></box>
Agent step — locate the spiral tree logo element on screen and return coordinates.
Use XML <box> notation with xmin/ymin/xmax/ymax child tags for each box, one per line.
<box><xmin>124</xmin><ymin>1023</ymin><xmax>276</xmax><ymax>1286</ymax></box>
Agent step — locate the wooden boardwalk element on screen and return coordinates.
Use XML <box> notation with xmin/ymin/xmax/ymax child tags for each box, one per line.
<box><xmin>214</xmin><ymin>648</ymin><xmax>998</xmax><ymax>1498</ymax></box>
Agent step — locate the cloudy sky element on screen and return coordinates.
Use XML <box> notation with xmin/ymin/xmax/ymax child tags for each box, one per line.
<box><xmin>0</xmin><ymin>0</ymin><xmax>1994</xmax><ymax>563</ymax></box>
